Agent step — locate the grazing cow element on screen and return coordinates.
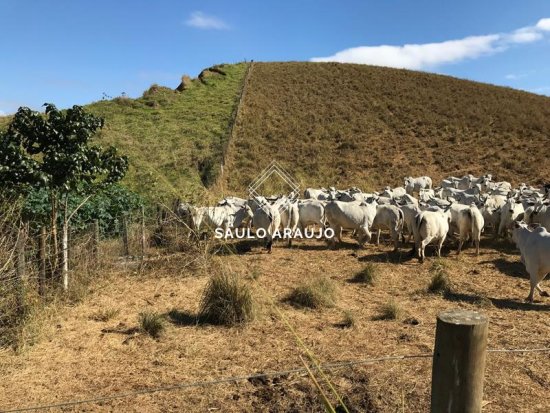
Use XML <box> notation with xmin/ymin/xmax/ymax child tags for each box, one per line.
<box><xmin>324</xmin><ymin>201</ymin><xmax>375</xmax><ymax>247</ymax></box>
<box><xmin>218</xmin><ymin>196</ymin><xmax>248</xmax><ymax>208</ymax></box>
<box><xmin>524</xmin><ymin>203</ymin><xmax>550</xmax><ymax>231</ymax></box>
<box><xmin>415</xmin><ymin>209</ymin><xmax>451</xmax><ymax>262</ymax></box>
<box><xmin>404</xmin><ymin>176</ymin><xmax>433</xmax><ymax>195</ymax></box>
<box><xmin>512</xmin><ymin>222</ymin><xmax>550</xmax><ymax>302</ymax></box>
<box><xmin>297</xmin><ymin>199</ymin><xmax>326</xmax><ymax>230</ymax></box>
<box><xmin>372</xmin><ymin>205</ymin><xmax>404</xmax><ymax>251</ymax></box>
<box><xmin>498</xmin><ymin>199</ymin><xmax>525</xmax><ymax>237</ymax></box>
<box><xmin>252</xmin><ymin>199</ymin><xmax>281</xmax><ymax>253</ymax></box>
<box><xmin>381</xmin><ymin>186</ymin><xmax>407</xmax><ymax>199</ymax></box>
<box><xmin>446</xmin><ymin>175</ymin><xmax>471</xmax><ymax>190</ymax></box>
<box><xmin>399</xmin><ymin>203</ymin><xmax>422</xmax><ymax>244</ymax></box>
<box><xmin>278</xmin><ymin>197</ymin><xmax>300</xmax><ymax>246</ymax></box>
<box><xmin>337</xmin><ymin>187</ymin><xmax>363</xmax><ymax>202</ymax></box>
<box><xmin>304</xmin><ymin>187</ymin><xmax>334</xmax><ymax>200</ymax></box>
<box><xmin>191</xmin><ymin>202</ymin><xmax>237</xmax><ymax>235</ymax></box>
<box><xmin>418</xmin><ymin>188</ymin><xmax>435</xmax><ymax>202</ymax></box>
<box><xmin>457</xmin><ymin>204</ymin><xmax>485</xmax><ymax>255</ymax></box>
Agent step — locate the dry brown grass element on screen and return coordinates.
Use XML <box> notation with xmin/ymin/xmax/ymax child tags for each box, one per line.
<box><xmin>223</xmin><ymin>62</ymin><xmax>550</xmax><ymax>195</ymax></box>
<box><xmin>0</xmin><ymin>235</ymin><xmax>549</xmax><ymax>412</ymax></box>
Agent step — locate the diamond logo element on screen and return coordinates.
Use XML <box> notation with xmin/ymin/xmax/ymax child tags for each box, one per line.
<box><xmin>248</xmin><ymin>161</ymin><xmax>300</xmax><ymax>213</ymax></box>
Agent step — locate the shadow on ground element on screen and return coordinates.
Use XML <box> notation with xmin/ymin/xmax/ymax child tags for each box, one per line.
<box><xmin>444</xmin><ymin>291</ymin><xmax>550</xmax><ymax>311</ymax></box>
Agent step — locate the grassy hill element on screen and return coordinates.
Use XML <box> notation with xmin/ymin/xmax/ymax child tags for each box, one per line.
<box><xmin>86</xmin><ymin>63</ymin><xmax>248</xmax><ymax>202</ymax></box>
<box><xmin>1</xmin><ymin>63</ymin><xmax>249</xmax><ymax>203</ymax></box>
<box><xmin>223</xmin><ymin>62</ymin><xmax>550</xmax><ymax>194</ymax></box>
<box><xmin>3</xmin><ymin>62</ymin><xmax>550</xmax><ymax>202</ymax></box>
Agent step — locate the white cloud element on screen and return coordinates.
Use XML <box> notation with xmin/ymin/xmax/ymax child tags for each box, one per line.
<box><xmin>185</xmin><ymin>11</ymin><xmax>229</xmax><ymax>30</ymax></box>
<box><xmin>536</xmin><ymin>18</ymin><xmax>550</xmax><ymax>31</ymax></box>
<box><xmin>311</xmin><ymin>17</ymin><xmax>550</xmax><ymax>70</ymax></box>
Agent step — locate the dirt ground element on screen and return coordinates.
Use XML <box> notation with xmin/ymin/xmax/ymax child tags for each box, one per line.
<box><xmin>0</xmin><ymin>235</ymin><xmax>549</xmax><ymax>412</ymax></box>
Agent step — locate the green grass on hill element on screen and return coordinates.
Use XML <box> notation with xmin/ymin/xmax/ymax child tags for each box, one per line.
<box><xmin>0</xmin><ymin>63</ymin><xmax>248</xmax><ymax>204</ymax></box>
<box><xmin>86</xmin><ymin>63</ymin><xmax>248</xmax><ymax>203</ymax></box>
<box><xmin>223</xmin><ymin>62</ymin><xmax>550</xmax><ymax>194</ymax></box>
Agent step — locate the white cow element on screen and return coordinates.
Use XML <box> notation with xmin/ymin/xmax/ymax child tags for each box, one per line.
<box><xmin>512</xmin><ymin>222</ymin><xmax>550</xmax><ymax>302</ymax></box>
<box><xmin>456</xmin><ymin>204</ymin><xmax>485</xmax><ymax>255</ymax></box>
<box><xmin>297</xmin><ymin>199</ymin><xmax>326</xmax><ymax>230</ymax></box>
<box><xmin>324</xmin><ymin>201</ymin><xmax>374</xmax><ymax>247</ymax></box>
<box><xmin>372</xmin><ymin>205</ymin><xmax>404</xmax><ymax>251</ymax></box>
<box><xmin>415</xmin><ymin>209</ymin><xmax>451</xmax><ymax>262</ymax></box>
<box><xmin>278</xmin><ymin>197</ymin><xmax>300</xmax><ymax>246</ymax></box>
<box><xmin>399</xmin><ymin>203</ymin><xmax>421</xmax><ymax>244</ymax></box>
<box><xmin>252</xmin><ymin>200</ymin><xmax>281</xmax><ymax>253</ymax></box>
<box><xmin>404</xmin><ymin>176</ymin><xmax>433</xmax><ymax>195</ymax></box>
<box><xmin>191</xmin><ymin>204</ymin><xmax>236</xmax><ymax>234</ymax></box>
<box><xmin>498</xmin><ymin>199</ymin><xmax>525</xmax><ymax>237</ymax></box>
<box><xmin>524</xmin><ymin>203</ymin><xmax>550</xmax><ymax>231</ymax></box>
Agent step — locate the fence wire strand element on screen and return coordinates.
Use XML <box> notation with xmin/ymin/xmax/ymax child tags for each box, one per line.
<box><xmin>1</xmin><ymin>347</ymin><xmax>549</xmax><ymax>413</ymax></box>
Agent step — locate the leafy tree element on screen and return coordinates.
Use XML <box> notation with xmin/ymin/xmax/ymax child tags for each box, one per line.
<box><xmin>0</xmin><ymin>104</ymin><xmax>128</xmax><ymax>290</ymax></box>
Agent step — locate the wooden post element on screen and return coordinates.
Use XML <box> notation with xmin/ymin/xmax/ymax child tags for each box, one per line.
<box><xmin>15</xmin><ymin>224</ymin><xmax>27</xmax><ymax>281</ymax></box>
<box><xmin>140</xmin><ymin>205</ymin><xmax>146</xmax><ymax>262</ymax></box>
<box><xmin>431</xmin><ymin>309</ymin><xmax>488</xmax><ymax>413</ymax></box>
<box><xmin>122</xmin><ymin>215</ymin><xmax>129</xmax><ymax>257</ymax></box>
<box><xmin>92</xmin><ymin>219</ymin><xmax>100</xmax><ymax>260</ymax></box>
<box><xmin>39</xmin><ymin>227</ymin><xmax>47</xmax><ymax>296</ymax></box>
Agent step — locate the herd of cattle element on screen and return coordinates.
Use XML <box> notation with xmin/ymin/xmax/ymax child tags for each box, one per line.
<box><xmin>173</xmin><ymin>174</ymin><xmax>550</xmax><ymax>302</ymax></box>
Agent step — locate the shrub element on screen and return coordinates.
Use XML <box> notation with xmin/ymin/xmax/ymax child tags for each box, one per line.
<box><xmin>139</xmin><ymin>312</ymin><xmax>165</xmax><ymax>338</ymax></box>
<box><xmin>199</xmin><ymin>273</ymin><xmax>255</xmax><ymax>325</ymax></box>
<box><xmin>288</xmin><ymin>277</ymin><xmax>337</xmax><ymax>309</ymax></box>
<box><xmin>351</xmin><ymin>263</ymin><xmax>378</xmax><ymax>285</ymax></box>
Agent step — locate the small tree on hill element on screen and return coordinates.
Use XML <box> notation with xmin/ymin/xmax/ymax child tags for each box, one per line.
<box><xmin>0</xmin><ymin>104</ymin><xmax>128</xmax><ymax>290</ymax></box>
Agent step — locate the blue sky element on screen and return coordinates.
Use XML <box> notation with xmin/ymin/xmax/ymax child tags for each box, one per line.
<box><xmin>1</xmin><ymin>0</ymin><xmax>550</xmax><ymax>115</ymax></box>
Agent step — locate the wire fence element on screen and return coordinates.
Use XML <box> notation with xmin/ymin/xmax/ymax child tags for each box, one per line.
<box><xmin>1</xmin><ymin>347</ymin><xmax>549</xmax><ymax>412</ymax></box>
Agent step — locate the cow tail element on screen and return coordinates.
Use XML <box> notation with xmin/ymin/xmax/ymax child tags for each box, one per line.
<box><xmin>397</xmin><ymin>209</ymin><xmax>404</xmax><ymax>232</ymax></box>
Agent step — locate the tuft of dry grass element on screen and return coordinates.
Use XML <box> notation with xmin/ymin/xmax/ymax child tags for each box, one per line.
<box><xmin>138</xmin><ymin>311</ymin><xmax>165</xmax><ymax>338</ymax></box>
<box><xmin>287</xmin><ymin>276</ymin><xmax>337</xmax><ymax>309</ymax></box>
<box><xmin>90</xmin><ymin>308</ymin><xmax>120</xmax><ymax>322</ymax></box>
<box><xmin>376</xmin><ymin>300</ymin><xmax>403</xmax><ymax>321</ymax></box>
<box><xmin>351</xmin><ymin>263</ymin><xmax>378</xmax><ymax>285</ymax></box>
<box><xmin>428</xmin><ymin>260</ymin><xmax>452</xmax><ymax>294</ymax></box>
<box><xmin>199</xmin><ymin>273</ymin><xmax>255</xmax><ymax>325</ymax></box>
<box><xmin>340</xmin><ymin>310</ymin><xmax>356</xmax><ymax>328</ymax></box>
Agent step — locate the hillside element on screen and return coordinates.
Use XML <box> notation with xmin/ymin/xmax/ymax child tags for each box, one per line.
<box><xmin>3</xmin><ymin>62</ymin><xmax>550</xmax><ymax>201</ymax></box>
<box><xmin>223</xmin><ymin>62</ymin><xmax>550</xmax><ymax>194</ymax></box>
<box><xmin>86</xmin><ymin>63</ymin><xmax>248</xmax><ymax>202</ymax></box>
<box><xmin>0</xmin><ymin>63</ymin><xmax>249</xmax><ymax>203</ymax></box>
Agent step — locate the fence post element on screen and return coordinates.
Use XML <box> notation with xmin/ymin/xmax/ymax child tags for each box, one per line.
<box><xmin>39</xmin><ymin>226</ymin><xmax>47</xmax><ymax>296</ymax></box>
<box><xmin>15</xmin><ymin>224</ymin><xmax>27</xmax><ymax>281</ymax></box>
<box><xmin>92</xmin><ymin>219</ymin><xmax>100</xmax><ymax>260</ymax></box>
<box><xmin>122</xmin><ymin>215</ymin><xmax>129</xmax><ymax>257</ymax></box>
<box><xmin>431</xmin><ymin>309</ymin><xmax>488</xmax><ymax>413</ymax></box>
<box><xmin>140</xmin><ymin>205</ymin><xmax>146</xmax><ymax>263</ymax></box>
